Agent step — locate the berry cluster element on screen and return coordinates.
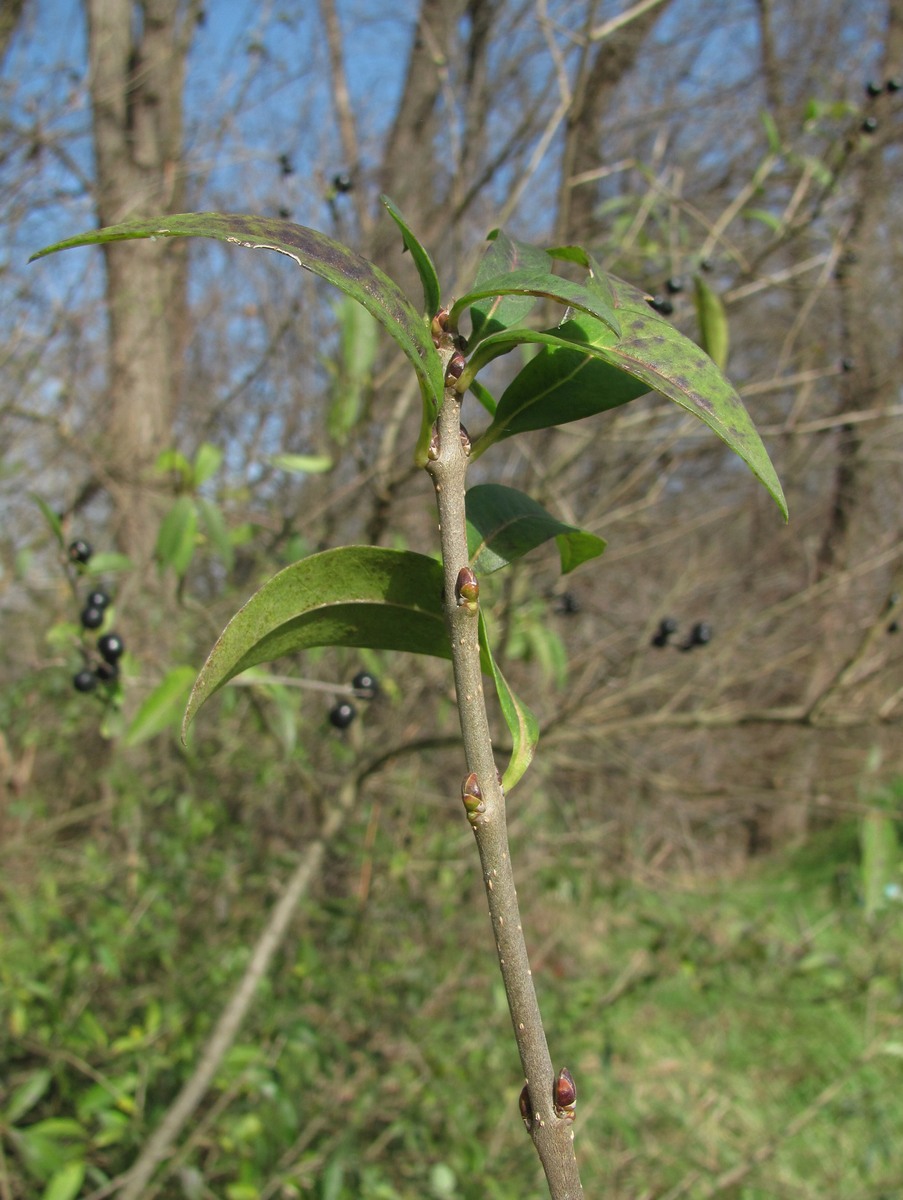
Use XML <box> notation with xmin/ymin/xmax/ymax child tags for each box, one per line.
<box><xmin>651</xmin><ymin>617</ymin><xmax>712</xmax><ymax>651</ymax></box>
<box><xmin>67</xmin><ymin>539</ymin><xmax>126</xmax><ymax>694</ymax></box>
<box><xmin>328</xmin><ymin>670</ymin><xmax>379</xmax><ymax>730</ymax></box>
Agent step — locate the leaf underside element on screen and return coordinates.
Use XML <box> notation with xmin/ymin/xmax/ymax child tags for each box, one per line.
<box><xmin>466</xmin><ymin>483</ymin><xmax>605</xmax><ymax>576</ymax></box>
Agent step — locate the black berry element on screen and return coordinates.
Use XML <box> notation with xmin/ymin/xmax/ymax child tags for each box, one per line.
<box><xmin>97</xmin><ymin>633</ymin><xmax>125</xmax><ymax>663</ymax></box>
<box><xmin>73</xmin><ymin>669</ymin><xmax>97</xmax><ymax>693</ymax></box>
<box><xmin>841</xmin><ymin>358</ymin><xmax>855</xmax><ymax>372</ymax></box>
<box><xmin>278</xmin><ymin>153</ymin><xmax>293</xmax><ymax>177</ymax></box>
<box><xmin>652</xmin><ymin>617</ymin><xmax>678</xmax><ymax>648</ymax></box>
<box><xmin>352</xmin><ymin>671</ymin><xmax>379</xmax><ymax>700</ymax></box>
<box><xmin>647</xmin><ymin>296</ymin><xmax>674</xmax><ymax>316</ymax></box>
<box><xmin>887</xmin><ymin>77</ymin><xmax>902</xmax><ymax>92</ymax></box>
<box><xmin>862</xmin><ymin>116</ymin><xmax>878</xmax><ymax>133</ymax></box>
<box><xmin>665</xmin><ymin>276</ymin><xmax>685</xmax><ymax>295</ymax></box>
<box><xmin>68</xmin><ymin>539</ymin><xmax>92</xmax><ymax>564</ymax></box>
<box><xmin>333</xmin><ymin>173</ymin><xmax>353</xmax><ymax>193</ymax></box>
<box><xmin>80</xmin><ymin>605</ymin><xmax>105</xmax><ymax>630</ymax></box>
<box><xmin>329</xmin><ymin>701</ymin><xmax>356</xmax><ymax>729</ymax></box>
<box><xmin>866</xmin><ymin>80</ymin><xmax>884</xmax><ymax>97</ymax></box>
<box><xmin>554</xmin><ymin>592</ymin><xmax>580</xmax><ymax>615</ymax></box>
<box><xmin>690</xmin><ymin>621</ymin><xmax>713</xmax><ymax>646</ymax></box>
<box><xmin>87</xmin><ymin>590</ymin><xmax>110</xmax><ymax>610</ymax></box>
<box><xmin>95</xmin><ymin>660</ymin><xmax>119</xmax><ymax>682</ymax></box>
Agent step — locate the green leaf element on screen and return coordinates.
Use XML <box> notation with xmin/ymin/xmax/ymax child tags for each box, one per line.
<box><xmin>83</xmin><ymin>552</ymin><xmax>133</xmax><ymax>575</ymax></box>
<box><xmin>466</xmin><ymin>484</ymin><xmax>605</xmax><ymax>576</ymax></box>
<box><xmin>760</xmin><ymin>109</ymin><xmax>782</xmax><ymax>153</ymax></box>
<box><xmin>193</xmin><ymin>442</ymin><xmax>223</xmax><ymax>486</ymax></box>
<box><xmin>326</xmin><ymin>295</ymin><xmax>379</xmax><ymax>443</ymax></box>
<box><xmin>694</xmin><ymin>275</ymin><xmax>730</xmax><ymax>370</ymax></box>
<box><xmin>31</xmin><ymin>495</ymin><xmax>64</xmax><ymax>547</ymax></box>
<box><xmin>31</xmin><ymin>212</ymin><xmax>444</xmax><ymax>433</ymax></box>
<box><xmin>154</xmin><ymin>448</ymin><xmax>193</xmax><ymax>484</ymax></box>
<box><xmin>478</xmin><ymin>614</ymin><xmax>538</xmax><ymax>791</ymax></box>
<box><xmin>380</xmin><ymin>195</ymin><xmax>441</xmax><ymax>316</ymax></box>
<box><xmin>42</xmin><ymin>1161</ymin><xmax>86</xmax><ymax>1200</ymax></box>
<box><xmin>467</xmin><ymin>231</ymin><xmax>552</xmax><ymax>346</ymax></box>
<box><xmin>451</xmin><ymin>268</ymin><xmax>620</xmax><ymax>342</ymax></box>
<box><xmin>471</xmin><ymin>313</ymin><xmax>648</xmax><ymax>448</ymax></box>
<box><xmin>4</xmin><ymin>1069</ymin><xmax>52</xmax><ymax>1124</ymax></box>
<box><xmin>270</xmin><ymin>453</ymin><xmax>333</xmax><ymax>474</ymax></box>
<box><xmin>861</xmin><ymin>812</ymin><xmax>900</xmax><ymax>918</ymax></box>
<box><xmin>475</xmin><ymin>276</ymin><xmax>787</xmax><ymax>519</ymax></box>
<box><xmin>156</xmin><ymin>496</ymin><xmax>198</xmax><ymax>577</ymax></box>
<box><xmin>125</xmin><ymin>667</ymin><xmax>197</xmax><ymax>746</ymax></box>
<box><xmin>196</xmin><ymin>497</ymin><xmax>235</xmax><ymax>570</ymax></box>
<box><xmin>183</xmin><ymin>547</ymin><xmax>450</xmax><ymax>735</ymax></box>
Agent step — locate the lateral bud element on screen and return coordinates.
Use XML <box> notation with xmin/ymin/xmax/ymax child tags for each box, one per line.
<box><xmin>519</xmin><ymin>1084</ymin><xmax>533</xmax><ymax>1132</ymax></box>
<box><xmin>445</xmin><ymin>351</ymin><xmax>466</xmax><ymax>386</ymax></box>
<box><xmin>430</xmin><ymin>307</ymin><xmax>450</xmax><ymax>345</ymax></box>
<box><xmin>553</xmin><ymin>1067</ymin><xmax>577</xmax><ymax>1120</ymax></box>
<box><xmin>427</xmin><ymin>424</ymin><xmax>440</xmax><ymax>461</ymax></box>
<box><xmin>455</xmin><ymin>566</ymin><xmax>479</xmax><ymax>612</ymax></box>
<box><xmin>459</xmin><ymin>424</ymin><xmax>471</xmax><ymax>456</ymax></box>
<box><xmin>461</xmin><ymin>772</ymin><xmax>486</xmax><ymax>826</ymax></box>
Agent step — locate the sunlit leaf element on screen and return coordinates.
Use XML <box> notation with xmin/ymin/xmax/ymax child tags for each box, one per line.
<box><xmin>466</xmin><ymin>484</ymin><xmax>605</xmax><ymax>576</ymax></box>
<box><xmin>124</xmin><ymin>667</ymin><xmax>197</xmax><ymax>746</ymax></box>
<box><xmin>381</xmin><ymin>195</ymin><xmax>441</xmax><ymax>316</ymax></box>
<box><xmin>269</xmin><ymin>453</ymin><xmax>333</xmax><ymax>475</ymax></box>
<box><xmin>467</xmin><ymin>230</ymin><xmax>552</xmax><ymax>346</ymax></box>
<box><xmin>31</xmin><ymin>495</ymin><xmax>64</xmax><ymax>548</ymax></box>
<box><xmin>694</xmin><ymin>275</ymin><xmax>730</xmax><ymax>369</ymax></box>
<box><xmin>193</xmin><ymin>442</ymin><xmax>223</xmax><ymax>486</ymax></box>
<box><xmin>4</xmin><ymin>1069</ymin><xmax>52</xmax><ymax>1124</ymax></box>
<box><xmin>41</xmin><ymin>1161</ymin><xmax>86</xmax><ymax>1200</ymax></box>
<box><xmin>451</xmin><ymin>267</ymin><xmax>620</xmax><ymax>342</ymax></box>
<box><xmin>31</xmin><ymin>212</ymin><xmax>444</xmax><ymax>431</ymax></box>
<box><xmin>196</xmin><ymin>497</ymin><xmax>235</xmax><ymax>570</ymax></box>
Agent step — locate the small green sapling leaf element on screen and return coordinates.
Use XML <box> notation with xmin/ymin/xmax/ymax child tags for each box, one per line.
<box><xmin>466</xmin><ymin>484</ymin><xmax>605</xmax><ymax>576</ymax></box>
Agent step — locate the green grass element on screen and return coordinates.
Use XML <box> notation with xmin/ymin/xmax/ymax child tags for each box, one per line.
<box><xmin>1</xmin><ymin>774</ymin><xmax>901</xmax><ymax>1199</ymax></box>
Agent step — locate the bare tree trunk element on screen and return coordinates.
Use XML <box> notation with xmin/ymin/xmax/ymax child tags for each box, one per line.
<box><xmin>86</xmin><ymin>0</ymin><xmax>196</xmax><ymax>569</ymax></box>
<box><xmin>554</xmin><ymin>0</ymin><xmax>674</xmax><ymax>246</ymax></box>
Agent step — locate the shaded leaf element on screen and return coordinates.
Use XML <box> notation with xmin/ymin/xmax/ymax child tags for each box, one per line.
<box><xmin>31</xmin><ymin>212</ymin><xmax>444</xmax><ymax>428</ymax></box>
<box><xmin>380</xmin><ymin>195</ymin><xmax>441</xmax><ymax>316</ymax></box>
<box><xmin>183</xmin><ymin>547</ymin><xmax>449</xmax><ymax>734</ymax></box>
<box><xmin>83</xmin><ymin>552</ymin><xmax>133</xmax><ymax>575</ymax></box>
<box><xmin>466</xmin><ymin>484</ymin><xmax>605</xmax><ymax>576</ymax></box>
<box><xmin>327</xmin><ymin>295</ymin><xmax>379</xmax><ymax>443</ymax></box>
<box><xmin>197</xmin><ymin>497</ymin><xmax>235</xmax><ymax>570</ymax></box>
<box><xmin>125</xmin><ymin>666</ymin><xmax>197</xmax><ymax>746</ymax></box>
<box><xmin>155</xmin><ymin>496</ymin><xmax>198</xmax><ymax>577</ymax></box>
<box><xmin>478</xmin><ymin>614</ymin><xmax>538</xmax><ymax>791</ymax></box>
<box><xmin>4</xmin><ymin>1069</ymin><xmax>52</xmax><ymax>1124</ymax></box>
<box><xmin>31</xmin><ymin>495</ymin><xmax>64</xmax><ymax>548</ymax></box>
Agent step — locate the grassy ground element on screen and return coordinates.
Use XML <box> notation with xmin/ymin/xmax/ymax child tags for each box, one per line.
<box><xmin>2</xmin><ymin>766</ymin><xmax>901</xmax><ymax>1199</ymax></box>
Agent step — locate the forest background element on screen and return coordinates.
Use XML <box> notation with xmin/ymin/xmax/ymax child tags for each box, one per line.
<box><xmin>2</xmin><ymin>1</ymin><xmax>903</xmax><ymax>1198</ymax></box>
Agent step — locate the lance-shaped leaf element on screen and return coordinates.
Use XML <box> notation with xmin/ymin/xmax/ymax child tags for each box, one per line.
<box><xmin>466</xmin><ymin>483</ymin><xmax>605</xmax><ymax>576</ymax></box>
<box><xmin>182</xmin><ymin>547</ymin><xmax>450</xmax><ymax>735</ymax></box>
<box><xmin>694</xmin><ymin>274</ymin><xmax>729</xmax><ymax>370</ymax></box>
<box><xmin>467</xmin><ymin>231</ymin><xmax>551</xmax><ymax>346</ymax></box>
<box><xmin>31</xmin><ymin>212</ymin><xmax>445</xmax><ymax>426</ymax></box>
<box><xmin>451</xmin><ymin>267</ymin><xmax>620</xmax><ymax>342</ymax></box>
<box><xmin>472</xmin><ymin>276</ymin><xmax>787</xmax><ymax>519</ymax></box>
<box><xmin>380</xmin><ymin>195</ymin><xmax>441</xmax><ymax>317</ymax></box>
<box><xmin>478</xmin><ymin>612</ymin><xmax>538</xmax><ymax>791</ymax></box>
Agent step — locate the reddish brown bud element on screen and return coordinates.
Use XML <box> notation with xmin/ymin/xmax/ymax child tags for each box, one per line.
<box><xmin>519</xmin><ymin>1085</ymin><xmax>532</xmax><ymax>1131</ymax></box>
<box><xmin>455</xmin><ymin>566</ymin><xmax>479</xmax><ymax>610</ymax></box>
<box><xmin>445</xmin><ymin>351</ymin><xmax>466</xmax><ymax>385</ymax></box>
<box><xmin>461</xmin><ymin>772</ymin><xmax>484</xmax><ymax>813</ymax></box>
<box><xmin>459</xmin><ymin>424</ymin><xmax>471</xmax><ymax>455</ymax></box>
<box><xmin>553</xmin><ymin>1067</ymin><xmax>576</xmax><ymax>1119</ymax></box>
